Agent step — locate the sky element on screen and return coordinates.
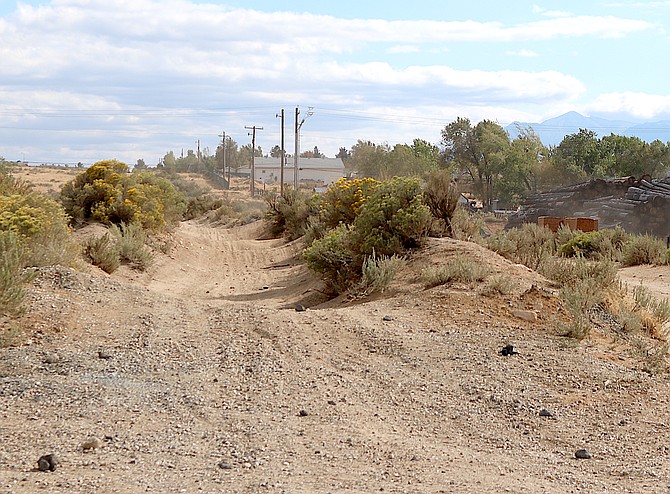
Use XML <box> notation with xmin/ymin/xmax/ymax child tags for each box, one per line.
<box><xmin>1</xmin><ymin>0</ymin><xmax>669</xmax><ymax>166</ymax></box>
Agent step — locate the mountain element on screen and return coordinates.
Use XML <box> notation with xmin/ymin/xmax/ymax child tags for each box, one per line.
<box><xmin>505</xmin><ymin>111</ymin><xmax>670</xmax><ymax>146</ymax></box>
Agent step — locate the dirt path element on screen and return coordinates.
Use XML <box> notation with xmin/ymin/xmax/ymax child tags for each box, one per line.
<box><xmin>2</xmin><ymin>219</ymin><xmax>670</xmax><ymax>493</ymax></box>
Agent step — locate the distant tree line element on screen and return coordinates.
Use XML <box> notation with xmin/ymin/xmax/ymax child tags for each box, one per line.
<box><xmin>151</xmin><ymin>117</ymin><xmax>670</xmax><ymax>209</ymax></box>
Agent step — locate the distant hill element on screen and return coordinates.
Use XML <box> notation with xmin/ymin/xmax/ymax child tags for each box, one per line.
<box><xmin>505</xmin><ymin>111</ymin><xmax>670</xmax><ymax>146</ymax></box>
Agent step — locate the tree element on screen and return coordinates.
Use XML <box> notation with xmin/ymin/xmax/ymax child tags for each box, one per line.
<box><xmin>497</xmin><ymin>126</ymin><xmax>547</xmax><ymax>205</ymax></box>
<box><xmin>336</xmin><ymin>147</ymin><xmax>351</xmax><ymax>164</ymax></box>
<box><xmin>300</xmin><ymin>146</ymin><xmax>325</xmax><ymax>158</ymax></box>
<box><xmin>553</xmin><ymin>128</ymin><xmax>602</xmax><ymax>178</ymax></box>
<box><xmin>441</xmin><ymin>118</ymin><xmax>511</xmax><ymax>209</ymax></box>
<box><xmin>270</xmin><ymin>145</ymin><xmax>283</xmax><ymax>158</ymax></box>
<box><xmin>349</xmin><ymin>140</ymin><xmax>391</xmax><ymax>179</ymax></box>
<box><xmin>600</xmin><ymin>134</ymin><xmax>670</xmax><ymax>178</ymax></box>
<box><xmin>135</xmin><ymin>159</ymin><xmax>147</xmax><ymax>170</ymax></box>
<box><xmin>411</xmin><ymin>139</ymin><xmax>441</xmax><ymax>172</ymax></box>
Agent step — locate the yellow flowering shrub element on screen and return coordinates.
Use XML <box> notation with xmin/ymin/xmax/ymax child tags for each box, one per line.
<box><xmin>320</xmin><ymin>177</ymin><xmax>378</xmax><ymax>228</ymax></box>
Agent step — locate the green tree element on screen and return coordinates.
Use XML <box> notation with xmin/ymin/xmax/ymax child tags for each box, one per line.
<box><xmin>497</xmin><ymin>126</ymin><xmax>547</xmax><ymax>206</ymax></box>
<box><xmin>553</xmin><ymin>128</ymin><xmax>602</xmax><ymax>178</ymax></box>
<box><xmin>441</xmin><ymin>118</ymin><xmax>511</xmax><ymax>209</ymax></box>
<box><xmin>270</xmin><ymin>145</ymin><xmax>283</xmax><ymax>158</ymax></box>
<box><xmin>336</xmin><ymin>147</ymin><xmax>351</xmax><ymax>164</ymax></box>
<box><xmin>300</xmin><ymin>146</ymin><xmax>325</xmax><ymax>158</ymax></box>
<box><xmin>349</xmin><ymin>140</ymin><xmax>391</xmax><ymax>179</ymax></box>
<box><xmin>411</xmin><ymin>138</ymin><xmax>441</xmax><ymax>172</ymax></box>
<box><xmin>600</xmin><ymin>134</ymin><xmax>670</xmax><ymax>178</ymax></box>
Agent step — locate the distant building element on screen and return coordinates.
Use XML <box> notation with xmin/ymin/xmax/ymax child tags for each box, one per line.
<box><xmin>237</xmin><ymin>157</ymin><xmax>346</xmax><ymax>186</ymax></box>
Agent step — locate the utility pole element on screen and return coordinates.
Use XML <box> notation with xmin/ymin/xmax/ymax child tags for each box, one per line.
<box><xmin>245</xmin><ymin>125</ymin><xmax>263</xmax><ymax>196</ymax></box>
<box><xmin>294</xmin><ymin>107</ymin><xmax>299</xmax><ymax>189</ymax></box>
<box><xmin>197</xmin><ymin>140</ymin><xmax>201</xmax><ymax>162</ymax></box>
<box><xmin>277</xmin><ymin>109</ymin><xmax>285</xmax><ymax>196</ymax></box>
<box><xmin>218</xmin><ymin>131</ymin><xmax>227</xmax><ymax>187</ymax></box>
<box><xmin>293</xmin><ymin>106</ymin><xmax>314</xmax><ymax>189</ymax></box>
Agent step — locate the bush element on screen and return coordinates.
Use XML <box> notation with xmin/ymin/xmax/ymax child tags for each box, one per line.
<box><xmin>622</xmin><ymin>234</ymin><xmax>666</xmax><ymax>266</ymax></box>
<box><xmin>83</xmin><ymin>233</ymin><xmax>120</xmax><ymax>274</ymax></box>
<box><xmin>422</xmin><ymin>256</ymin><xmax>490</xmax><ymax>288</ymax></box>
<box><xmin>0</xmin><ymin>192</ymin><xmax>79</xmax><ymax>268</ymax></box>
<box><xmin>541</xmin><ymin>256</ymin><xmax>618</xmax><ymax>290</ymax></box>
<box><xmin>558</xmin><ymin>227</ymin><xmax>628</xmax><ymax>261</ymax></box>
<box><xmin>265</xmin><ymin>189</ymin><xmax>317</xmax><ymax>240</ymax></box>
<box><xmin>109</xmin><ymin>223</ymin><xmax>154</xmax><ymax>271</ymax></box>
<box><xmin>355</xmin><ymin>253</ymin><xmax>405</xmax><ymax>297</ymax></box>
<box><xmin>60</xmin><ymin>160</ymin><xmax>187</xmax><ymax>232</ymax></box>
<box><xmin>184</xmin><ymin>195</ymin><xmax>225</xmax><ymax>220</ymax></box>
<box><xmin>481</xmin><ymin>275</ymin><xmax>516</xmax><ymax>296</ymax></box>
<box><xmin>352</xmin><ymin>176</ymin><xmax>431</xmax><ymax>257</ymax></box>
<box><xmin>488</xmin><ymin>223</ymin><xmax>556</xmax><ymax>270</ymax></box>
<box><xmin>303</xmin><ymin>224</ymin><xmax>358</xmax><ymax>294</ymax></box>
<box><xmin>0</xmin><ymin>231</ymin><xmax>36</xmax><ymax>318</ymax></box>
<box><xmin>558</xmin><ymin>279</ymin><xmax>602</xmax><ymax>340</ymax></box>
<box><xmin>319</xmin><ymin>177</ymin><xmax>378</xmax><ymax>228</ymax></box>
<box><xmin>423</xmin><ymin>169</ymin><xmax>460</xmax><ymax>237</ymax></box>
<box><xmin>632</xmin><ymin>285</ymin><xmax>670</xmax><ymax>337</ymax></box>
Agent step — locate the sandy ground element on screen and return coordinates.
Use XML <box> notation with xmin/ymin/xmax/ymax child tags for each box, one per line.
<box><xmin>2</xmin><ymin>167</ymin><xmax>670</xmax><ymax>493</ymax></box>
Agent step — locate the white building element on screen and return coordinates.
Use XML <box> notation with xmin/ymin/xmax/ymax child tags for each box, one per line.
<box><xmin>237</xmin><ymin>157</ymin><xmax>347</xmax><ymax>186</ymax></box>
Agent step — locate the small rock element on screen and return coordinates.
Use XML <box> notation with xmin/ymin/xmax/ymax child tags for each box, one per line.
<box><xmin>97</xmin><ymin>350</ymin><xmax>112</xmax><ymax>360</ymax></box>
<box><xmin>575</xmin><ymin>449</ymin><xmax>592</xmax><ymax>459</ymax></box>
<box><xmin>382</xmin><ymin>315</ymin><xmax>394</xmax><ymax>321</ymax></box>
<box><xmin>81</xmin><ymin>437</ymin><xmax>103</xmax><ymax>451</ymax></box>
<box><xmin>298</xmin><ymin>409</ymin><xmax>309</xmax><ymax>417</ymax></box>
<box><xmin>43</xmin><ymin>353</ymin><xmax>59</xmax><ymax>364</ymax></box>
<box><xmin>327</xmin><ymin>400</ymin><xmax>336</xmax><ymax>406</ymax></box>
<box><xmin>500</xmin><ymin>344</ymin><xmax>519</xmax><ymax>356</ymax></box>
<box><xmin>37</xmin><ymin>454</ymin><xmax>58</xmax><ymax>472</ymax></box>
<box><xmin>295</xmin><ymin>304</ymin><xmax>306</xmax><ymax>312</ymax></box>
<box><xmin>218</xmin><ymin>461</ymin><xmax>233</xmax><ymax>470</ymax></box>
<box><xmin>539</xmin><ymin>408</ymin><xmax>554</xmax><ymax>418</ymax></box>
<box><xmin>511</xmin><ymin>309</ymin><xmax>537</xmax><ymax>322</ymax></box>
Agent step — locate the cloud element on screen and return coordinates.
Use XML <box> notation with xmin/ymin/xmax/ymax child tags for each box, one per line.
<box><xmin>0</xmin><ymin>0</ymin><xmax>661</xmax><ymax>163</ymax></box>
<box><xmin>506</xmin><ymin>49</ymin><xmax>539</xmax><ymax>57</ymax></box>
<box><xmin>532</xmin><ymin>5</ymin><xmax>573</xmax><ymax>18</ymax></box>
<box><xmin>587</xmin><ymin>92</ymin><xmax>670</xmax><ymax>119</ymax></box>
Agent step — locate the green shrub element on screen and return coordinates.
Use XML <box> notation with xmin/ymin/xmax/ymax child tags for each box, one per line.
<box><xmin>184</xmin><ymin>195</ymin><xmax>225</xmax><ymax>220</ymax></box>
<box><xmin>355</xmin><ymin>252</ymin><xmax>405</xmax><ymax>296</ymax></box>
<box><xmin>450</xmin><ymin>208</ymin><xmax>485</xmax><ymax>242</ymax></box>
<box><xmin>83</xmin><ymin>233</ymin><xmax>120</xmax><ymax>274</ymax></box>
<box><xmin>0</xmin><ymin>192</ymin><xmax>79</xmax><ymax>268</ymax></box>
<box><xmin>352</xmin><ymin>176</ymin><xmax>431</xmax><ymax>257</ymax></box>
<box><xmin>265</xmin><ymin>189</ymin><xmax>317</xmax><ymax>240</ymax></box>
<box><xmin>488</xmin><ymin>223</ymin><xmax>556</xmax><ymax>270</ymax></box>
<box><xmin>0</xmin><ymin>231</ymin><xmax>36</xmax><ymax>318</ymax></box>
<box><xmin>303</xmin><ymin>224</ymin><xmax>358</xmax><ymax>294</ymax></box>
<box><xmin>622</xmin><ymin>234</ymin><xmax>666</xmax><ymax>266</ymax></box>
<box><xmin>109</xmin><ymin>223</ymin><xmax>154</xmax><ymax>271</ymax></box>
<box><xmin>60</xmin><ymin>160</ymin><xmax>187</xmax><ymax>232</ymax></box>
<box><xmin>540</xmin><ymin>256</ymin><xmax>618</xmax><ymax>290</ymax></box>
<box><xmin>319</xmin><ymin>177</ymin><xmax>379</xmax><ymax>228</ymax></box>
<box><xmin>558</xmin><ymin>227</ymin><xmax>628</xmax><ymax>261</ymax></box>
<box><xmin>422</xmin><ymin>256</ymin><xmax>490</xmax><ymax>288</ymax></box>
<box><xmin>558</xmin><ymin>278</ymin><xmax>602</xmax><ymax>340</ymax></box>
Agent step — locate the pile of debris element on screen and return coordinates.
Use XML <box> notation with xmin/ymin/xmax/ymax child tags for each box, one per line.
<box><xmin>507</xmin><ymin>176</ymin><xmax>670</xmax><ymax>237</ymax></box>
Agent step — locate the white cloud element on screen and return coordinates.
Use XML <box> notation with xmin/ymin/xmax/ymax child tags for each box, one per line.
<box><xmin>386</xmin><ymin>45</ymin><xmax>421</xmax><ymax>54</ymax></box>
<box><xmin>506</xmin><ymin>49</ymin><xmax>539</xmax><ymax>57</ymax></box>
<box><xmin>532</xmin><ymin>5</ymin><xmax>573</xmax><ymax>17</ymax></box>
<box><xmin>0</xmin><ymin>0</ymin><xmax>664</xmax><ymax>164</ymax></box>
<box><xmin>587</xmin><ymin>92</ymin><xmax>670</xmax><ymax>119</ymax></box>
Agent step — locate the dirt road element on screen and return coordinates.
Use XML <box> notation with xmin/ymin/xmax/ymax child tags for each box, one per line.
<box><xmin>2</xmin><ymin>218</ymin><xmax>670</xmax><ymax>493</ymax></box>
